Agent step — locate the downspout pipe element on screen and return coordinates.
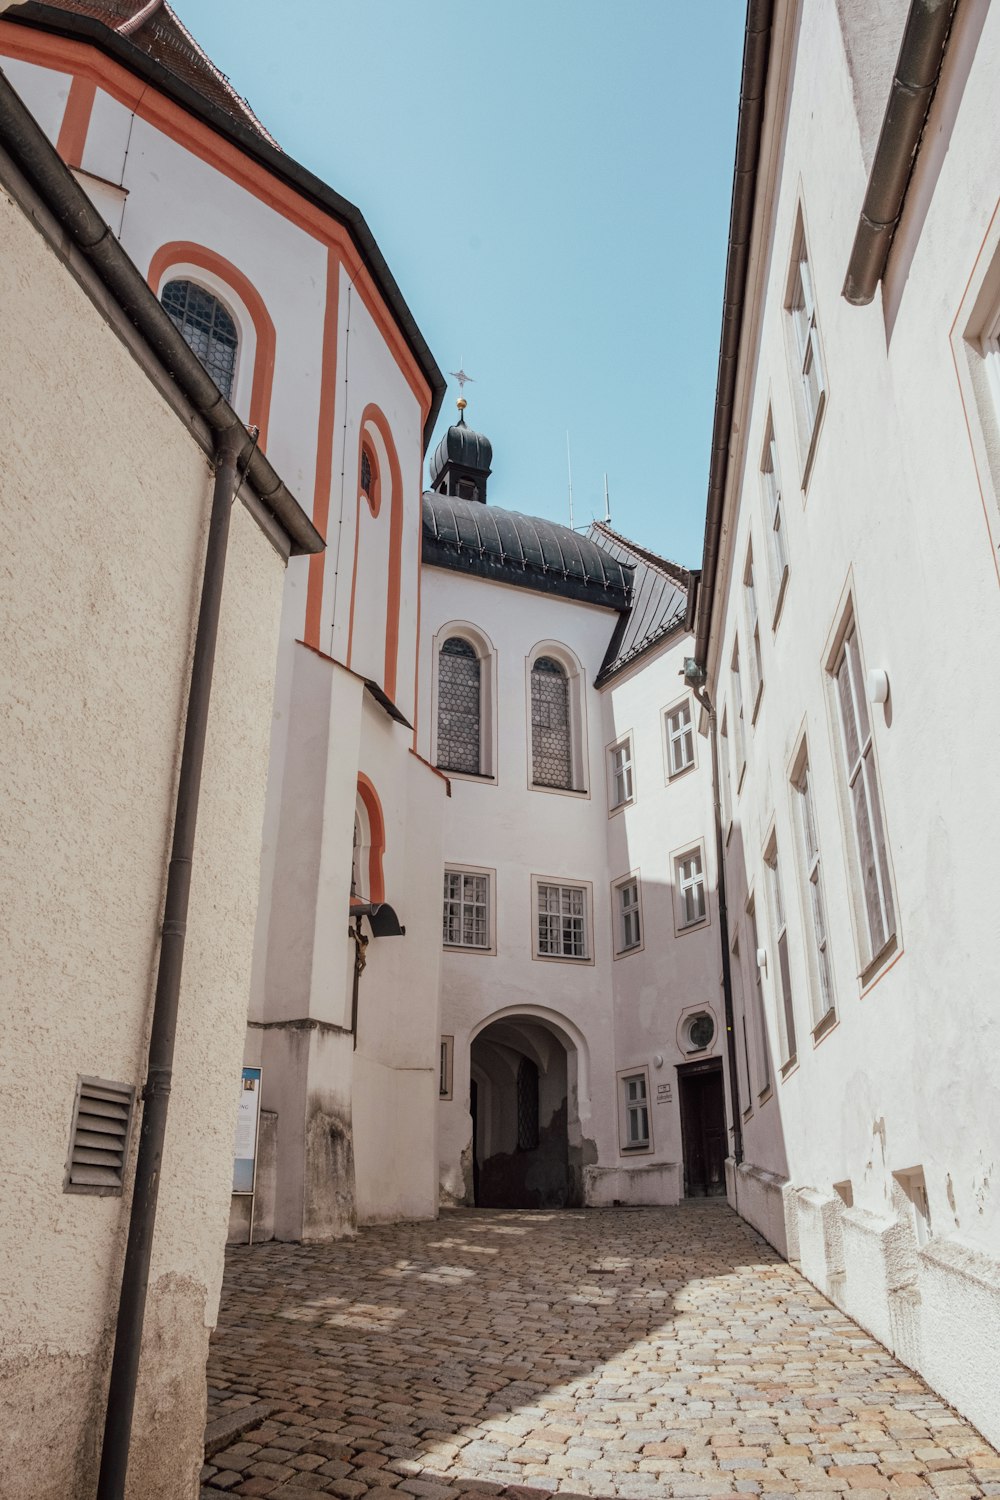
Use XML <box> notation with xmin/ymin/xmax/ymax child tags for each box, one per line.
<box><xmin>96</xmin><ymin>424</ymin><xmax>245</xmax><ymax>1500</ymax></box>
<box><xmin>686</xmin><ymin>665</ymin><xmax>744</xmax><ymax>1169</ymax></box>
<box><xmin>694</xmin><ymin>0</ymin><xmax>773</xmax><ymax>668</ymax></box>
<box><xmin>842</xmin><ymin>0</ymin><xmax>959</xmax><ymax>306</ymax></box>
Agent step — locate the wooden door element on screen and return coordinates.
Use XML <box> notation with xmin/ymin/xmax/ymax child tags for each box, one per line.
<box><xmin>678</xmin><ymin>1064</ymin><xmax>727</xmax><ymax>1196</ymax></box>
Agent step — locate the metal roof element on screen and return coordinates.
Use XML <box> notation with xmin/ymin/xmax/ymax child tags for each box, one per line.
<box><xmin>422</xmin><ymin>493</ymin><xmax>633</xmax><ymax>610</ymax></box>
<box><xmin>588</xmin><ymin>523</ymin><xmax>690</xmax><ymax>683</ymax></box>
<box><xmin>429</xmin><ymin>416</ymin><xmax>493</xmax><ymax>487</ymax></box>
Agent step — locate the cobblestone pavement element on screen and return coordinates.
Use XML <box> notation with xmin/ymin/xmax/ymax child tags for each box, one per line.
<box><xmin>203</xmin><ymin>1203</ymin><xmax>999</xmax><ymax>1500</ymax></box>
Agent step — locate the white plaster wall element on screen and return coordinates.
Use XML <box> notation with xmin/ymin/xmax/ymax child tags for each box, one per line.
<box><xmin>706</xmin><ymin>0</ymin><xmax>1000</xmax><ymax>1446</ymax></box>
<box><xmin>0</xmin><ymin>184</ymin><xmax>285</xmax><ymax>1499</ymax></box>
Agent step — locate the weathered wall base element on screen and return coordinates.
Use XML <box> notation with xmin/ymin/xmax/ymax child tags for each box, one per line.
<box><xmin>583</xmin><ymin>1161</ymin><xmax>682</xmax><ymax>1206</ymax></box>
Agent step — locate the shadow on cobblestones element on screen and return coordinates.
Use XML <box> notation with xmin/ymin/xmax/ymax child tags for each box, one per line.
<box><xmin>203</xmin><ymin>1203</ymin><xmax>999</xmax><ymax>1500</ymax></box>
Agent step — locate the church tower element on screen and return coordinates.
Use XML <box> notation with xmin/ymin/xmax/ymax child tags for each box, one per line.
<box><xmin>429</xmin><ymin>397</ymin><xmax>493</xmax><ymax>503</ymax></box>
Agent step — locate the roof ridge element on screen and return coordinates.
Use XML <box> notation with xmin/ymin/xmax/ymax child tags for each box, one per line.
<box><xmin>159</xmin><ymin>2</ymin><xmax>279</xmax><ymax>147</ymax></box>
<box><xmin>589</xmin><ymin>520</ymin><xmax>690</xmax><ymax>585</ymax></box>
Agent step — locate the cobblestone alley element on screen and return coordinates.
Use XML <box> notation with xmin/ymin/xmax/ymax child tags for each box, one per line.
<box><xmin>203</xmin><ymin>1204</ymin><xmax>999</xmax><ymax>1500</ymax></box>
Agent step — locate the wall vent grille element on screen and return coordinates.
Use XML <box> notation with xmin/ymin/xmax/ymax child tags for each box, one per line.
<box><xmin>65</xmin><ymin>1077</ymin><xmax>136</xmax><ymax>1195</ymax></box>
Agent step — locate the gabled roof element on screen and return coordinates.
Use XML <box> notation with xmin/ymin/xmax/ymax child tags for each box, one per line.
<box><xmin>588</xmin><ymin>522</ymin><xmax>690</xmax><ymax>684</ymax></box>
<box><xmin>423</xmin><ymin>492</ymin><xmax>633</xmax><ymax>611</ymax></box>
<box><xmin>31</xmin><ymin>0</ymin><xmax>277</xmax><ymax>143</ymax></box>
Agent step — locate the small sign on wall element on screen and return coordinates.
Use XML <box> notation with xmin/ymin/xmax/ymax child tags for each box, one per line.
<box><xmin>656</xmin><ymin>1081</ymin><xmax>673</xmax><ymax>1105</ymax></box>
<box><xmin>233</xmin><ymin>1066</ymin><xmax>262</xmax><ymax>1194</ymax></box>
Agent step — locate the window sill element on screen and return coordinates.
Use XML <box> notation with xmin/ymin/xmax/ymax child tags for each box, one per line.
<box><xmin>666</xmin><ymin>760</ymin><xmax>697</xmax><ymax>785</ymax></box>
<box><xmin>750</xmin><ymin>680</ymin><xmax>764</xmax><ymax>726</ymax></box>
<box><xmin>443</xmin><ymin>942</ymin><xmax>496</xmax><ymax>957</ymax></box>
<box><xmin>859</xmin><ymin>932</ymin><xmax>901</xmax><ymax>993</ymax></box>
<box><xmin>799</xmin><ymin>388</ymin><xmax>827</xmax><ymax>498</ymax></box>
<box><xmin>608</xmin><ymin>797</ymin><xmax>635</xmax><ymax>819</ymax></box>
<box><xmin>757</xmin><ymin>1084</ymin><xmax>773</xmax><ymax>1106</ymax></box>
<box><xmin>613</xmin><ymin>942</ymin><xmax>644</xmax><ymax>960</ymax></box>
<box><xmin>811</xmin><ymin>1008</ymin><xmax>838</xmax><ymax>1045</ymax></box>
<box><xmin>621</xmin><ymin>1143</ymin><xmax>652</xmax><ymax>1154</ymax></box>
<box><xmin>736</xmin><ymin>760</ymin><xmax>747</xmax><ymax>795</ymax></box>
<box><xmin>742</xmin><ymin>1104</ymin><xmax>754</xmax><ymax>1121</ymax></box>
<box><xmin>441</xmin><ymin>768</ymin><xmax>498</xmax><ymax>786</ymax></box>
<box><xmin>530</xmin><ymin>782</ymin><xmax>589</xmax><ymax>799</ymax></box>
<box><xmin>533</xmin><ymin>951</ymin><xmax>594</xmax><ymax>966</ymax></box>
<box><xmin>779</xmin><ymin>1054</ymin><xmax>799</xmax><ymax>1080</ymax></box>
<box><xmin>675</xmin><ymin>916</ymin><xmax>710</xmax><ymax>938</ymax></box>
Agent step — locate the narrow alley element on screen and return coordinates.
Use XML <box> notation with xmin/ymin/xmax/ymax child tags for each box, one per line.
<box><xmin>202</xmin><ymin>1206</ymin><xmax>998</xmax><ymax>1500</ymax></box>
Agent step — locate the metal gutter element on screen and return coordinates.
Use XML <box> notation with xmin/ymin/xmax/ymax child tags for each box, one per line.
<box><xmin>4</xmin><ymin>3</ymin><xmax>447</xmax><ymax>446</ymax></box>
<box><xmin>0</xmin><ymin>65</ymin><xmax>322</xmax><ymax>556</ymax></box>
<box><xmin>693</xmin><ymin>0</ymin><xmax>774</xmax><ymax>668</ymax></box>
<box><xmin>842</xmin><ymin>0</ymin><xmax>959</xmax><ymax>307</ymax></box>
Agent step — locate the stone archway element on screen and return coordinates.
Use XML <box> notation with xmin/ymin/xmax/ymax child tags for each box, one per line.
<box><xmin>470</xmin><ymin>1015</ymin><xmax>584</xmax><ymax>1208</ymax></box>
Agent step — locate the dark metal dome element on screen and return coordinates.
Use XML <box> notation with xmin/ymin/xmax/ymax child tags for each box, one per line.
<box><xmin>429</xmin><ymin>416</ymin><xmax>493</xmax><ymax>488</ymax></box>
<box><xmin>422</xmin><ymin>492</ymin><xmax>633</xmax><ymax>610</ymax></box>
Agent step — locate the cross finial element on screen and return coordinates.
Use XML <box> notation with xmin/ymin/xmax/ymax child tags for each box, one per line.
<box><xmin>448</xmin><ymin>365</ymin><xmax>474</xmax><ymax>393</ymax></box>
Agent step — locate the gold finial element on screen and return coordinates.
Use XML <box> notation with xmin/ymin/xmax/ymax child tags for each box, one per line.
<box><xmin>457</xmin><ymin>396</ymin><xmax>467</xmax><ymax>412</ymax></box>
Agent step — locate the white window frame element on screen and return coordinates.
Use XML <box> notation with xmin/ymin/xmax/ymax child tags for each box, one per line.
<box><xmin>746</xmin><ymin>895</ymin><xmax>772</xmax><ymax>1100</ymax></box>
<box><xmin>672</xmin><ymin>841</ymin><xmax>709</xmax><ymax>935</ymax></box>
<box><xmin>789</xmin><ymin>739</ymin><xmax>836</xmax><ymax>1033</ymax></box>
<box><xmin>611</xmin><ymin>872</ymin><xmax>643</xmax><ymax>957</ymax></box>
<box><xmin>439</xmin><ymin>1036</ymin><xmax>454</xmax><ymax>1100</ymax></box>
<box><xmin>606</xmin><ymin>732</ymin><xmax>635</xmax><ymax>813</ymax></box>
<box><xmin>442</xmin><ymin>864</ymin><xmax>496</xmax><ymax>955</ymax></box>
<box><xmin>825</xmin><ymin>603</ymin><xmax>898</xmax><ymax>978</ymax></box>
<box><xmin>617</xmin><ymin>1066</ymin><xmax>653</xmax><ymax>1154</ymax></box>
<box><xmin>730</xmin><ymin>639</ymin><xmax>747</xmax><ymax>789</ymax></box>
<box><xmin>743</xmin><ymin>544</ymin><xmax>764</xmax><ymax>721</ymax></box>
<box><xmin>431</xmin><ymin>622</ymin><xmax>497</xmax><ymax>783</ymax></box>
<box><xmin>525</xmin><ymin>641</ymin><xmax>589</xmax><ymax>798</ymax></box>
<box><xmin>663</xmin><ymin>695</ymin><xmax>696</xmax><ymax>780</ymax></box>
<box><xmin>760</xmin><ymin>412</ymin><xmax>790</xmax><ymax>623</ymax></box>
<box><xmin>531</xmin><ymin>876</ymin><xmax>594</xmax><ymax>964</ymax></box>
<box><xmin>731</xmin><ymin>931</ymin><xmax>754</xmax><ymax>1120</ymax></box>
<box><xmin>763</xmin><ymin>832</ymin><xmax>797</xmax><ymax>1070</ymax></box>
<box><xmin>786</xmin><ymin>214</ymin><xmax>827</xmax><ymax>483</ymax></box>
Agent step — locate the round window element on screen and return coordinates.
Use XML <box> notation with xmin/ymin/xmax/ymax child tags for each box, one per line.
<box><xmin>685</xmin><ymin>1012</ymin><xmax>715</xmax><ymax>1052</ymax></box>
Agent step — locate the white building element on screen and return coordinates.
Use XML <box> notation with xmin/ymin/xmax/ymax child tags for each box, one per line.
<box><xmin>417</xmin><ymin>408</ymin><xmax>725</xmax><ymax>1213</ymax></box>
<box><xmin>688</xmin><ymin>0</ymin><xmax>1000</xmax><ymax>1450</ymax></box>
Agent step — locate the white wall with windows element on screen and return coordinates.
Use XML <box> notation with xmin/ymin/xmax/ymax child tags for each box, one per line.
<box><xmin>697</xmin><ymin>0</ymin><xmax>1000</xmax><ymax>1447</ymax></box>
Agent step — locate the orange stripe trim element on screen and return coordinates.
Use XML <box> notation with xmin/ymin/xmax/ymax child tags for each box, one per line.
<box><xmin>147</xmin><ymin>240</ymin><xmax>276</xmax><ymax>449</ymax></box>
<box><xmin>55</xmin><ymin>74</ymin><xmax>95</xmax><ymax>167</ymax></box>
<box><xmin>0</xmin><ymin>23</ymin><xmax>432</xmax><ymax>419</ymax></box>
<box><xmin>304</xmin><ymin>248</ymin><xmax>340</xmax><ymax>649</ymax></box>
<box><xmin>411</xmin><ymin>430</ymin><xmax>423</xmax><ymax>747</ymax></box>
<box><xmin>346</xmin><ymin>404</ymin><xmax>405</xmax><ymax>703</ymax></box>
<box><xmin>356</xmin><ymin>773</ymin><xmax>386</xmax><ymax>903</ymax></box>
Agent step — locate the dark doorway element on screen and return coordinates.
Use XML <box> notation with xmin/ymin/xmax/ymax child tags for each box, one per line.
<box><xmin>470</xmin><ymin>1018</ymin><xmax>574</xmax><ymax>1208</ymax></box>
<box><xmin>470</xmin><ymin>1078</ymin><xmax>480</xmax><ymax>1206</ymax></box>
<box><xmin>678</xmin><ymin>1060</ymin><xmax>727</xmax><ymax>1197</ymax></box>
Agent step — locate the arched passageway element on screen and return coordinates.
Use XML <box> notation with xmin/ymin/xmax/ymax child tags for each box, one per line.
<box><xmin>469</xmin><ymin>1016</ymin><xmax>582</xmax><ymax>1208</ymax></box>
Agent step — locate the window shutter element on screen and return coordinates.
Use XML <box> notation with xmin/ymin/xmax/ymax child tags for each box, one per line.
<box><xmin>65</xmin><ymin>1077</ymin><xmax>136</xmax><ymax>1195</ymax></box>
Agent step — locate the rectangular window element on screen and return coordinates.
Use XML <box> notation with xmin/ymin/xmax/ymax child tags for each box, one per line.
<box><xmin>830</xmin><ymin>617</ymin><xmax>896</xmax><ymax>965</ymax></box>
<box><xmin>606</xmin><ymin>735</ymin><xmax>634</xmax><ymax>811</ymax></box>
<box><xmin>731</xmin><ymin>640</ymin><xmax>747</xmax><ymax>785</ymax></box>
<box><xmin>747</xmin><ymin>899</ymin><xmax>772</xmax><ymax>1097</ymax></box>
<box><xmin>788</xmin><ymin>226</ymin><xmax>826</xmax><ymax>456</ymax></box>
<box><xmin>443</xmin><ymin>868</ymin><xmax>490</xmax><ymax>950</ymax></box>
<box><xmin>744</xmin><ymin>547</ymin><xmax>763</xmax><ymax>717</ymax></box>
<box><xmin>730</xmin><ymin>934</ymin><xmax>753</xmax><ymax>1118</ymax></box>
<box><xmin>613</xmin><ymin>875</ymin><xmax>642</xmax><ymax>955</ymax></box>
<box><xmin>764</xmin><ymin>838</ymin><xmax>797</xmax><ymax>1066</ymax></box>
<box><xmin>620</xmin><ymin>1071</ymin><xmax>651</xmax><ymax>1150</ymax></box>
<box><xmin>439</xmin><ymin>1036</ymin><xmax>454</xmax><ymax>1099</ymax></box>
<box><xmin>536</xmin><ymin>880</ymin><xmax>589</xmax><ymax>960</ymax></box>
<box><xmin>675</xmin><ymin>846</ymin><xmax>707</xmax><ymax>931</ymax></box>
<box><xmin>791</xmin><ymin>750</ymin><xmax>835</xmax><ymax>1027</ymax></box>
<box><xmin>761</xmin><ymin>415</ymin><xmax>789</xmax><ymax>612</ymax></box>
<box><xmin>664</xmin><ymin>698</ymin><xmax>695</xmax><ymax>778</ymax></box>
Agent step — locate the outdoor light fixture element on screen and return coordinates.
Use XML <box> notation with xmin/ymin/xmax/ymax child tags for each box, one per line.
<box><xmin>867</xmin><ymin>667</ymin><xmax>890</xmax><ymax>704</ymax></box>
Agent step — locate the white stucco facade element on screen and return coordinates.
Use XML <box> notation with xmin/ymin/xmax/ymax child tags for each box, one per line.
<box><xmin>699</xmin><ymin>0</ymin><xmax>1000</xmax><ymax>1448</ymax></box>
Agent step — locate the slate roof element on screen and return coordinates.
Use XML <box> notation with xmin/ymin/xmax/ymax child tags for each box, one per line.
<box><xmin>588</xmin><ymin>522</ymin><xmax>690</xmax><ymax>684</ymax></box>
<box><xmin>422</xmin><ymin>492</ymin><xmax>633</xmax><ymax>611</ymax></box>
<box><xmin>22</xmin><ymin>0</ymin><xmax>278</xmax><ymax>144</ymax></box>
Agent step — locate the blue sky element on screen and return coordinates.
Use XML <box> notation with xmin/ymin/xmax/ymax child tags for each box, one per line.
<box><xmin>178</xmin><ymin>1</ymin><xmax>745</xmax><ymax>567</ymax></box>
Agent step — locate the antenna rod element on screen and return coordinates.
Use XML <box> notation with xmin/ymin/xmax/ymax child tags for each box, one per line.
<box><xmin>566</xmin><ymin>431</ymin><xmax>574</xmax><ymax>530</ymax></box>
<box><xmin>603</xmin><ymin>472</ymin><xmax>611</xmax><ymax>525</ymax></box>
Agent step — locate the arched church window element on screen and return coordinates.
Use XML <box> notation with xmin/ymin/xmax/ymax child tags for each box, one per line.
<box><xmin>161</xmin><ymin>279</ymin><xmax>238</xmax><ymax>400</ymax></box>
<box><xmin>516</xmin><ymin>1058</ymin><xmax>539</xmax><ymax>1151</ymax></box>
<box><xmin>437</xmin><ymin>637</ymin><xmax>481</xmax><ymax>774</ymax></box>
<box><xmin>531</xmin><ymin>657</ymin><xmax>572</xmax><ymax>789</ymax></box>
<box><xmin>360</xmin><ymin>441</ymin><xmax>380</xmax><ymax>515</ymax></box>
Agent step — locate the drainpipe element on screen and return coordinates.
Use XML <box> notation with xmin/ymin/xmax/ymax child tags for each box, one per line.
<box><xmin>96</xmin><ymin>424</ymin><xmax>246</xmax><ymax>1500</ymax></box>
<box><xmin>842</xmin><ymin>0</ymin><xmax>959</xmax><ymax>306</ymax></box>
<box><xmin>685</xmin><ymin>662</ymin><xmax>744</xmax><ymax>1171</ymax></box>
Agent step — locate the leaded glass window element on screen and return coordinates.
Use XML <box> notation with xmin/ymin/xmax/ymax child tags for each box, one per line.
<box><xmin>531</xmin><ymin>656</ymin><xmax>572</xmax><ymax>789</ymax></box>
<box><xmin>537</xmin><ymin>881</ymin><xmax>587</xmax><ymax>959</ymax></box>
<box><xmin>437</xmin><ymin>637</ymin><xmax>481</xmax><ymax>774</ymax></box>
<box><xmin>161</xmin><ymin>279</ymin><xmax>238</xmax><ymax>399</ymax></box>
<box><xmin>516</xmin><ymin>1058</ymin><xmax>539</xmax><ymax>1151</ymax></box>
<box><xmin>360</xmin><ymin>445</ymin><xmax>373</xmax><ymax>497</ymax></box>
<box><xmin>442</xmin><ymin>869</ymin><xmax>489</xmax><ymax>949</ymax></box>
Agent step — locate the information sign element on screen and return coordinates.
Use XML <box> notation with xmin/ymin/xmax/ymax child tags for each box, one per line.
<box><xmin>233</xmin><ymin>1066</ymin><xmax>262</xmax><ymax>1195</ymax></box>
